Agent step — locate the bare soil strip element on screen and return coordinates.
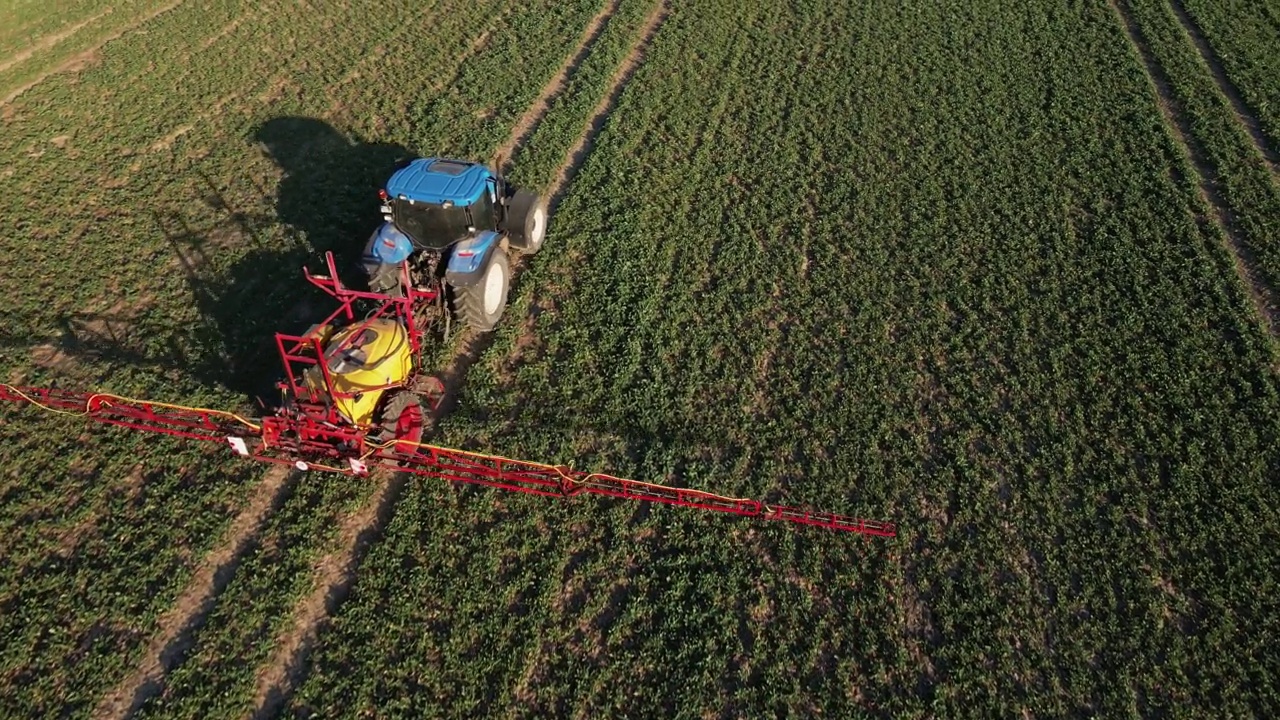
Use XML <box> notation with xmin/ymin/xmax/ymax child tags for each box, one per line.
<box><xmin>248</xmin><ymin>471</ymin><xmax>408</xmax><ymax>720</ymax></box>
<box><xmin>93</xmin><ymin>466</ymin><xmax>298</xmax><ymax>720</ymax></box>
<box><xmin>546</xmin><ymin>0</ymin><xmax>669</xmax><ymax>203</ymax></box>
<box><xmin>1109</xmin><ymin>0</ymin><xmax>1280</xmax><ymax>338</ymax></box>
<box><xmin>0</xmin><ymin>8</ymin><xmax>113</xmax><ymax>75</ymax></box>
<box><xmin>1167</xmin><ymin>0</ymin><xmax>1280</xmax><ymax>176</ymax></box>
<box><xmin>241</xmin><ymin>2</ymin><xmax>672</xmax><ymax>711</ymax></box>
<box><xmin>1</xmin><ymin>0</ymin><xmax>187</xmax><ymax>107</ymax></box>
<box><xmin>491</xmin><ymin>0</ymin><xmax>623</xmax><ymax>171</ymax></box>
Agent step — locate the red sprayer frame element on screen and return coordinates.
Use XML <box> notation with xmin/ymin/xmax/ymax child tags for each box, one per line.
<box><xmin>275</xmin><ymin>250</ymin><xmax>433</xmax><ymax>403</ymax></box>
<box><xmin>0</xmin><ymin>253</ymin><xmax>896</xmax><ymax>538</ymax></box>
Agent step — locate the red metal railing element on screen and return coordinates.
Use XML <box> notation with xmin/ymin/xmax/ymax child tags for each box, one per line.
<box><xmin>376</xmin><ymin>444</ymin><xmax>898</xmax><ymax>537</ymax></box>
<box><xmin>0</xmin><ymin>384</ymin><xmax>254</xmax><ymax>443</ymax></box>
<box><xmin>276</xmin><ymin>252</ymin><xmax>435</xmax><ymax>404</ymax></box>
<box><xmin>0</xmin><ymin>251</ymin><xmax>894</xmax><ymax>538</ymax></box>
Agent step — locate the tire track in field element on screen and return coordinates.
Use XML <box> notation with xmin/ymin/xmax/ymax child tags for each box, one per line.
<box><xmin>495</xmin><ymin>0</ymin><xmax>671</xmax><ymax>387</ymax></box>
<box><xmin>491</xmin><ymin>0</ymin><xmax>625</xmax><ymax>171</ymax></box>
<box><xmin>1</xmin><ymin>0</ymin><xmax>188</xmax><ymax>107</ymax></box>
<box><xmin>543</xmin><ymin>0</ymin><xmax>669</xmax><ymax>204</ymax></box>
<box><xmin>145</xmin><ymin>91</ymin><xmax>241</xmax><ymax>153</ymax></box>
<box><xmin>199</xmin><ymin>8</ymin><xmax>256</xmax><ymax>51</ymax></box>
<box><xmin>248</xmin><ymin>470</ymin><xmax>407</xmax><ymax>720</ymax></box>
<box><xmin>1109</xmin><ymin>0</ymin><xmax>1280</xmax><ymax>338</ymax></box>
<box><xmin>0</xmin><ymin>7</ymin><xmax>113</xmax><ymax>75</ymax></box>
<box><xmin>1167</xmin><ymin>0</ymin><xmax>1280</xmax><ymax>177</ymax></box>
<box><xmin>93</xmin><ymin>465</ymin><xmax>299</xmax><ymax>720</ymax></box>
<box><xmin>244</xmin><ymin>1</ymin><xmax>650</xmax><ymax>712</ymax></box>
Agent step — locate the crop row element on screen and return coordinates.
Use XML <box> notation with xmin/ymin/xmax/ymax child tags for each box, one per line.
<box><xmin>123</xmin><ymin>0</ymin><xmax>634</xmax><ymax>715</ymax></box>
<box><xmin>0</xmin><ymin>0</ymin><xmax>417</xmax><ymax>338</ymax></box>
<box><xmin>130</xmin><ymin>472</ymin><xmax>372</xmax><ymax>720</ymax></box>
<box><xmin>500</xmin><ymin>0</ymin><xmax>659</xmax><ymax>192</ymax></box>
<box><xmin>0</xmin><ymin>3</ymin><xmax>436</xmax><ymax>711</ymax></box>
<box><xmin>0</xmin><ymin>0</ymin><xmax>100</xmax><ymax>59</ymax></box>
<box><xmin>297</xmin><ymin>0</ymin><xmax>906</xmax><ymax>715</ymax></box>
<box><xmin>1180</xmin><ymin>0</ymin><xmax>1280</xmax><ymax>151</ymax></box>
<box><xmin>2</xmin><ymin>0</ymin><xmax>1278</xmax><ymax>716</ymax></box>
<box><xmin>1124</xmin><ymin>0</ymin><xmax>1280</xmax><ymax>329</ymax></box>
<box><xmin>0</xmin><ymin>421</ymin><xmax>251</xmax><ymax>718</ymax></box>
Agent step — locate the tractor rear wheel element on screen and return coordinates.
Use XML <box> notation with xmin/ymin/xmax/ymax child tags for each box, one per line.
<box><xmin>380</xmin><ymin>390</ymin><xmax>427</xmax><ymax>455</ymax></box>
<box><xmin>453</xmin><ymin>249</ymin><xmax>510</xmax><ymax>332</ymax></box>
<box><xmin>504</xmin><ymin>190</ymin><xmax>549</xmax><ymax>255</ymax></box>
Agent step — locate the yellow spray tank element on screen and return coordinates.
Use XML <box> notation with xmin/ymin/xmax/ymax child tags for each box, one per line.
<box><xmin>303</xmin><ymin>318</ymin><xmax>414</xmax><ymax>426</ymax></box>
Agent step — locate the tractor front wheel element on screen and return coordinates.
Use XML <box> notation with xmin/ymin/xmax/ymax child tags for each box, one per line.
<box><xmin>453</xmin><ymin>249</ymin><xmax>510</xmax><ymax>332</ymax></box>
<box><xmin>380</xmin><ymin>391</ymin><xmax>427</xmax><ymax>455</ymax></box>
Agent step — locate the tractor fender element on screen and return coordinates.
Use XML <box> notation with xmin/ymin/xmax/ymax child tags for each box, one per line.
<box><xmin>361</xmin><ymin>221</ymin><xmax>413</xmax><ymax>294</ymax></box>
<box><xmin>365</xmin><ymin>221</ymin><xmax>414</xmax><ymax>264</ymax></box>
<box><xmin>444</xmin><ymin>230</ymin><xmax>502</xmax><ymax>288</ymax></box>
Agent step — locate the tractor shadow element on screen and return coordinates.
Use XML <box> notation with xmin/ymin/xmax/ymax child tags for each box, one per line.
<box><xmin>253</xmin><ymin>116</ymin><xmax>414</xmax><ymax>269</ymax></box>
<box><xmin>26</xmin><ymin>117</ymin><xmax>415</xmax><ymax>407</ymax></box>
<box><xmin>189</xmin><ymin>117</ymin><xmax>415</xmax><ymax>403</ymax></box>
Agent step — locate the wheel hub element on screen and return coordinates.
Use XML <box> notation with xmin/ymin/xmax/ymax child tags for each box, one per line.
<box><xmin>483</xmin><ymin>262</ymin><xmax>505</xmax><ymax>315</ymax></box>
<box><xmin>531</xmin><ymin>206</ymin><xmax>546</xmax><ymax>246</ymax></box>
<box><xmin>393</xmin><ymin>401</ymin><xmax>425</xmax><ymax>453</ymax></box>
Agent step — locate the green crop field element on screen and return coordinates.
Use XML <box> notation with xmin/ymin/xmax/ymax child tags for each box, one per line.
<box><xmin>1179</xmin><ymin>0</ymin><xmax>1280</xmax><ymax>151</ymax></box>
<box><xmin>1</xmin><ymin>0</ymin><xmax>1278</xmax><ymax>718</ymax></box>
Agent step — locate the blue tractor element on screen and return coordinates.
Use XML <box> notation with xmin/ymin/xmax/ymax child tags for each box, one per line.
<box><xmin>361</xmin><ymin>158</ymin><xmax>549</xmax><ymax>332</ymax></box>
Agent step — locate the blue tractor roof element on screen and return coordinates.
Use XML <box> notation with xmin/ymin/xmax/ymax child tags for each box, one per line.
<box><xmin>385</xmin><ymin>158</ymin><xmax>492</xmax><ymax>206</ymax></box>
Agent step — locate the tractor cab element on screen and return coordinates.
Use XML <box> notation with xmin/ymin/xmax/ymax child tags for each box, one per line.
<box><xmin>380</xmin><ymin>158</ymin><xmax>502</xmax><ymax>250</ymax></box>
<box><xmin>362</xmin><ymin>156</ymin><xmax>550</xmax><ymax>333</ymax></box>
<box><xmin>362</xmin><ymin>158</ymin><xmax>507</xmax><ymax>301</ymax></box>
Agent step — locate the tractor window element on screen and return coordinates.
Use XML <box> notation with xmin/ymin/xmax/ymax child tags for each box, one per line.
<box><xmin>468</xmin><ymin>190</ymin><xmax>495</xmax><ymax>231</ymax></box>
<box><xmin>392</xmin><ymin>201</ymin><xmax>471</xmax><ymax>250</ymax></box>
<box><xmin>426</xmin><ymin>160</ymin><xmax>471</xmax><ymax>175</ymax></box>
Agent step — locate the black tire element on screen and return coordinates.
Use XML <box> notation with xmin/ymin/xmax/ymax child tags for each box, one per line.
<box><xmin>504</xmin><ymin>189</ymin><xmax>549</xmax><ymax>255</ymax></box>
<box><xmin>452</xmin><ymin>249</ymin><xmax>510</xmax><ymax>331</ymax></box>
<box><xmin>365</xmin><ymin>262</ymin><xmax>404</xmax><ymax>297</ymax></box>
<box><xmin>379</xmin><ymin>390</ymin><xmax>427</xmax><ymax>455</ymax></box>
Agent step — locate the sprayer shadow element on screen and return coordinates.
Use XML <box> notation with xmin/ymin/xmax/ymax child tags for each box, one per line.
<box><xmin>27</xmin><ymin>118</ymin><xmax>413</xmax><ymax>406</ymax></box>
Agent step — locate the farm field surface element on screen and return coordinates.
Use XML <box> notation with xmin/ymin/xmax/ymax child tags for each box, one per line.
<box><xmin>1178</xmin><ymin>0</ymin><xmax>1280</xmax><ymax>152</ymax></box>
<box><xmin>0</xmin><ymin>0</ymin><xmax>1278</xmax><ymax>717</ymax></box>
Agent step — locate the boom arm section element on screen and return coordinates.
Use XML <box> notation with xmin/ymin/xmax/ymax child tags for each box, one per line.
<box><xmin>0</xmin><ymin>384</ymin><xmax>259</xmax><ymax>441</ymax></box>
<box><xmin>384</xmin><ymin>445</ymin><xmax>896</xmax><ymax>536</ymax></box>
<box><xmin>0</xmin><ymin>383</ymin><xmax>896</xmax><ymax>538</ymax></box>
